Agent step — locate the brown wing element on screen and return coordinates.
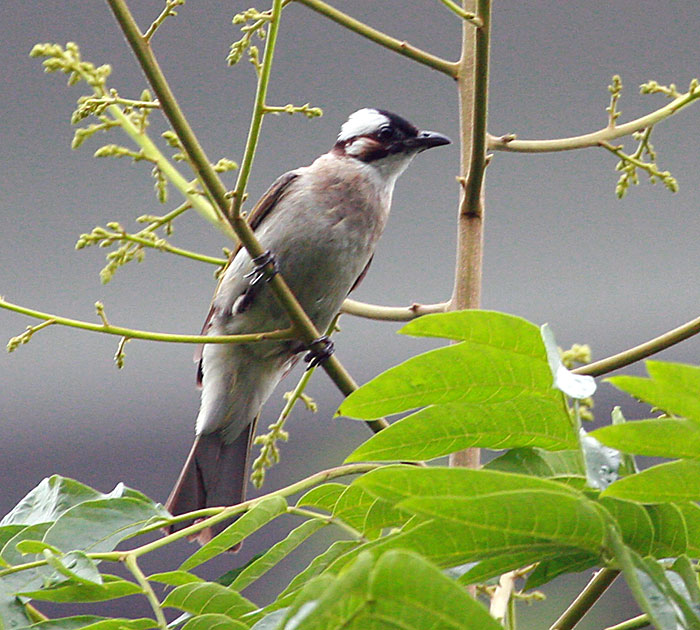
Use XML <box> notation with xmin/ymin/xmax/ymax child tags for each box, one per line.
<box><xmin>195</xmin><ymin>171</ymin><xmax>301</xmax><ymax>386</ymax></box>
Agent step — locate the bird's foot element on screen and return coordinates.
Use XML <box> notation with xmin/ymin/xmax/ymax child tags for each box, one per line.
<box><xmin>244</xmin><ymin>250</ymin><xmax>279</xmax><ymax>286</ymax></box>
<box><xmin>304</xmin><ymin>336</ymin><xmax>335</xmax><ymax>369</ymax></box>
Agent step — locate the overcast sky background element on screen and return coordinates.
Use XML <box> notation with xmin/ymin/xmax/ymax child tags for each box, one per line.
<box><xmin>1</xmin><ymin>1</ymin><xmax>699</xmax><ymax>625</ymax></box>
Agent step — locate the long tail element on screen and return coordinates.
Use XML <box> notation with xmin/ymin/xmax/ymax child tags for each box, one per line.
<box><xmin>164</xmin><ymin>425</ymin><xmax>253</xmax><ymax>544</ymax></box>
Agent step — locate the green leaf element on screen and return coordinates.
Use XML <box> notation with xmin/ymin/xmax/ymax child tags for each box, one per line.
<box><xmin>339</xmin><ymin>311</ymin><xmax>565</xmax><ymax>420</ymax></box>
<box><xmin>282</xmin><ymin>550</ymin><xmax>502</xmax><ymax>630</ymax></box>
<box><xmin>231</xmin><ymin>519</ymin><xmax>326</xmax><ymax>592</ymax></box>
<box><xmin>296</xmin><ymin>483</ymin><xmax>346</xmax><ymax>513</ymax></box>
<box><xmin>272</xmin><ymin>540</ymin><xmax>360</xmax><ymax>609</ymax></box>
<box><xmin>609</xmin><ymin>526</ymin><xmax>700</xmax><ymax>630</ymax></box>
<box><xmin>44</xmin><ymin>496</ymin><xmax>169</xmax><ymax>553</ymax></box>
<box><xmin>645</xmin><ymin>503</ymin><xmax>688</xmax><ymax>558</ymax></box>
<box><xmin>42</xmin><ymin>550</ymin><xmax>102</xmax><ymax>586</ymax></box>
<box><xmin>181</xmin><ymin>614</ymin><xmax>248</xmax><ymax>630</ymax></box>
<box><xmin>608</xmin><ymin>361</ymin><xmax>700</xmax><ymax>422</ymax></box>
<box><xmin>331</xmin><ymin>485</ymin><xmax>408</xmax><ymax>537</ymax></box>
<box><xmin>602</xmin><ymin>460</ymin><xmax>700</xmax><ymax>503</ymax></box>
<box><xmin>0</xmin><ymin>477</ymin><xmax>104</xmax><ymax>527</ymax></box>
<box><xmin>592</xmin><ymin>417</ymin><xmax>700</xmax><ymax>459</ymax></box>
<box><xmin>485</xmin><ymin>447</ymin><xmax>586</xmax><ymax>481</ymax></box>
<box><xmin>147</xmin><ymin>571</ymin><xmax>204</xmax><ymax>586</ymax></box>
<box><xmin>524</xmin><ymin>552</ymin><xmax>598</xmax><ymax>590</ymax></box>
<box><xmin>455</xmin><ymin>550</ymin><xmax>553</xmax><ymax>585</ymax></box>
<box><xmin>19</xmin><ymin>574</ymin><xmax>142</xmax><ymax>603</ymax></box>
<box><xmin>598</xmin><ymin>497</ymin><xmax>653</xmax><ymax>556</ymax></box>
<box><xmin>357</xmin><ymin>467</ymin><xmax>606</xmax><ymax>554</ymax></box>
<box><xmin>347</xmin><ymin>397</ymin><xmax>577</xmax><ymax>463</ymax></box>
<box><xmin>25</xmin><ymin>616</ymin><xmax>159</xmax><ymax>630</ymax></box>
<box><xmin>162</xmin><ymin>582</ymin><xmax>256</xmax><ymax>619</ymax></box>
<box><xmin>677</xmin><ymin>503</ymin><xmax>700</xmax><ymax>557</ymax></box>
<box><xmin>180</xmin><ymin>496</ymin><xmax>287</xmax><ymax>570</ymax></box>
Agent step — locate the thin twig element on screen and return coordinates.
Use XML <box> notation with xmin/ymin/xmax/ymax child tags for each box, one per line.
<box><xmin>0</xmin><ymin>296</ymin><xmax>295</xmax><ymax>345</ymax></box>
<box><xmin>295</xmin><ymin>0</ymin><xmax>458</xmax><ymax>77</ymax></box>
<box><xmin>124</xmin><ymin>554</ymin><xmax>167</xmax><ymax>630</ymax></box>
<box><xmin>604</xmin><ymin>614</ymin><xmax>650</xmax><ymax>630</ymax></box>
<box><xmin>550</xmin><ymin>568</ymin><xmax>620</xmax><ymax>630</ymax></box>
<box><xmin>340</xmin><ymin>299</ymin><xmax>448</xmax><ymax>321</ymax></box>
<box><xmin>574</xmin><ymin>314</ymin><xmax>700</xmax><ymax>377</ymax></box>
<box><xmin>488</xmin><ymin>84</ymin><xmax>700</xmax><ymax>153</ymax></box>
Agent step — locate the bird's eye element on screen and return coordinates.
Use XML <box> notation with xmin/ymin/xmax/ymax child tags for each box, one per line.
<box><xmin>378</xmin><ymin>126</ymin><xmax>395</xmax><ymax>140</ymax></box>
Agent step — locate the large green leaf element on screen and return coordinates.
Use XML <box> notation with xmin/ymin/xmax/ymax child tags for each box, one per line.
<box><xmin>18</xmin><ymin>574</ymin><xmax>142</xmax><ymax>603</ymax></box>
<box><xmin>280</xmin><ymin>550</ymin><xmax>502</xmax><ymax>630</ymax></box>
<box><xmin>181</xmin><ymin>614</ymin><xmax>248</xmax><ymax>630</ymax></box>
<box><xmin>346</xmin><ymin>396</ymin><xmax>577</xmax><ymax>463</ymax></box>
<box><xmin>231</xmin><ymin>519</ymin><xmax>326</xmax><ymax>592</ymax></box>
<box><xmin>24</xmin><ymin>617</ymin><xmax>158</xmax><ymax>630</ymax></box>
<box><xmin>297</xmin><ymin>484</ymin><xmax>346</xmax><ymax>513</ymax></box>
<box><xmin>162</xmin><ymin>582</ymin><xmax>256</xmax><ymax>619</ymax></box>
<box><xmin>610</xmin><ymin>526</ymin><xmax>700</xmax><ymax>630</ymax></box>
<box><xmin>180</xmin><ymin>496</ymin><xmax>287</xmax><ymax>571</ymax></box>
<box><xmin>338</xmin><ymin>311</ymin><xmax>566</xmax><ymax>420</ymax></box>
<box><xmin>598</xmin><ymin>497</ymin><xmax>654</xmax><ymax>556</ymax></box>
<box><xmin>608</xmin><ymin>361</ymin><xmax>700</xmax><ymax>423</ymax></box>
<box><xmin>602</xmin><ymin>460</ymin><xmax>700</xmax><ymax>503</ymax></box>
<box><xmin>272</xmin><ymin>540</ymin><xmax>361</xmax><ymax>609</ymax></box>
<box><xmin>485</xmin><ymin>447</ymin><xmax>585</xmax><ymax>482</ymax></box>
<box><xmin>677</xmin><ymin>503</ymin><xmax>700</xmax><ymax>557</ymax></box>
<box><xmin>645</xmin><ymin>503</ymin><xmax>688</xmax><ymax>558</ymax></box>
<box><xmin>592</xmin><ymin>418</ymin><xmax>700</xmax><ymax>459</ymax></box>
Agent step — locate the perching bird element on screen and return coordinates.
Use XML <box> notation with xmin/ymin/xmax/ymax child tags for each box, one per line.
<box><xmin>165</xmin><ymin>108</ymin><xmax>450</xmax><ymax>542</ymax></box>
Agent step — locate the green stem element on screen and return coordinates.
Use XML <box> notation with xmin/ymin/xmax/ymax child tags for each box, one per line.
<box><xmin>131</xmin><ymin>462</ymin><xmax>380</xmax><ymax>555</ymax></box>
<box><xmin>231</xmin><ymin>0</ymin><xmax>283</xmax><ymax>219</ymax></box>
<box><xmin>117</xmin><ymin>232</ymin><xmax>227</xmax><ymax>265</ymax></box>
<box><xmin>488</xmin><ymin>84</ymin><xmax>700</xmax><ymax>153</ymax></box>
<box><xmin>1</xmin><ymin>296</ymin><xmax>294</xmax><ymax>345</ymax></box>
<box><xmin>460</xmin><ymin>0</ymin><xmax>490</xmax><ymax>219</ymax></box>
<box><xmin>124</xmin><ymin>554</ymin><xmax>167</xmax><ymax>630</ymax></box>
<box><xmin>437</xmin><ymin>0</ymin><xmax>481</xmax><ymax>25</ymax></box>
<box><xmin>105</xmin><ymin>0</ymin><xmax>387</xmax><ymax>434</ymax></box>
<box><xmin>295</xmin><ymin>0</ymin><xmax>458</xmax><ymax>77</ymax></box>
<box><xmin>549</xmin><ymin>568</ymin><xmax>620</xmax><ymax>630</ymax></box>
<box><xmin>604</xmin><ymin>614</ymin><xmax>650</xmax><ymax>630</ymax></box>
<box><xmin>574</xmin><ymin>314</ymin><xmax>700</xmax><ymax>377</ymax></box>
<box><xmin>287</xmin><ymin>506</ymin><xmax>367</xmax><ymax>541</ymax></box>
<box><xmin>340</xmin><ymin>298</ymin><xmax>448</xmax><ymax>321</ymax></box>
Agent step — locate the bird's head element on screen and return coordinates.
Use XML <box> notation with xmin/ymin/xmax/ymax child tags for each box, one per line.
<box><xmin>332</xmin><ymin>108</ymin><xmax>451</xmax><ymax>183</ymax></box>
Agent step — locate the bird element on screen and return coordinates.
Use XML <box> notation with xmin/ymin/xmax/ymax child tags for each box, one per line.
<box><xmin>164</xmin><ymin>108</ymin><xmax>450</xmax><ymax>543</ymax></box>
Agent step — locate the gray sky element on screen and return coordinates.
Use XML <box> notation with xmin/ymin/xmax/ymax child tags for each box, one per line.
<box><xmin>1</xmin><ymin>1</ymin><xmax>699</xmax><ymax>624</ymax></box>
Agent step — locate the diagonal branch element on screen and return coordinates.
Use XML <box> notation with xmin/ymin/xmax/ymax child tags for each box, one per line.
<box><xmin>294</xmin><ymin>0</ymin><xmax>459</xmax><ymax>77</ymax></box>
<box><xmin>574</xmin><ymin>313</ymin><xmax>700</xmax><ymax>377</ymax></box>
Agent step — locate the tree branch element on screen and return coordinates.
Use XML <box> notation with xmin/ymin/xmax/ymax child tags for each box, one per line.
<box><xmin>294</xmin><ymin>0</ymin><xmax>459</xmax><ymax>77</ymax></box>
<box><xmin>340</xmin><ymin>298</ymin><xmax>448</xmax><ymax>321</ymax></box>
<box><xmin>550</xmin><ymin>569</ymin><xmax>620</xmax><ymax>630</ymax></box>
<box><xmin>1</xmin><ymin>296</ymin><xmax>294</xmax><ymax>346</ymax></box>
<box><xmin>573</xmin><ymin>313</ymin><xmax>700</xmax><ymax>377</ymax></box>
<box><xmin>448</xmin><ymin>0</ymin><xmax>490</xmax><ymax>470</ymax></box>
<box><xmin>488</xmin><ymin>82</ymin><xmax>700</xmax><ymax>153</ymax></box>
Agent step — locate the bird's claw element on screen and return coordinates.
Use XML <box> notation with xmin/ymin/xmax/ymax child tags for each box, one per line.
<box><xmin>244</xmin><ymin>250</ymin><xmax>279</xmax><ymax>286</ymax></box>
<box><xmin>304</xmin><ymin>336</ymin><xmax>335</xmax><ymax>369</ymax></box>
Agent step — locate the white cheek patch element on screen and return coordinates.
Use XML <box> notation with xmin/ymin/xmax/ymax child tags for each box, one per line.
<box><xmin>338</xmin><ymin>108</ymin><xmax>389</xmax><ymax>142</ymax></box>
<box><xmin>345</xmin><ymin>136</ymin><xmax>373</xmax><ymax>157</ymax></box>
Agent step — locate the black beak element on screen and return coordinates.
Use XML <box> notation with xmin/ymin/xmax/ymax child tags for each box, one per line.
<box><xmin>403</xmin><ymin>130</ymin><xmax>452</xmax><ymax>151</ymax></box>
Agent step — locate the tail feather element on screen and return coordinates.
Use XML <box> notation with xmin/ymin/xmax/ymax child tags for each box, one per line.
<box><xmin>164</xmin><ymin>425</ymin><xmax>253</xmax><ymax>545</ymax></box>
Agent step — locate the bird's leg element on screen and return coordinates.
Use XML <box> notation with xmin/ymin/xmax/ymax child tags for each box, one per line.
<box><xmin>304</xmin><ymin>335</ymin><xmax>335</xmax><ymax>369</ymax></box>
